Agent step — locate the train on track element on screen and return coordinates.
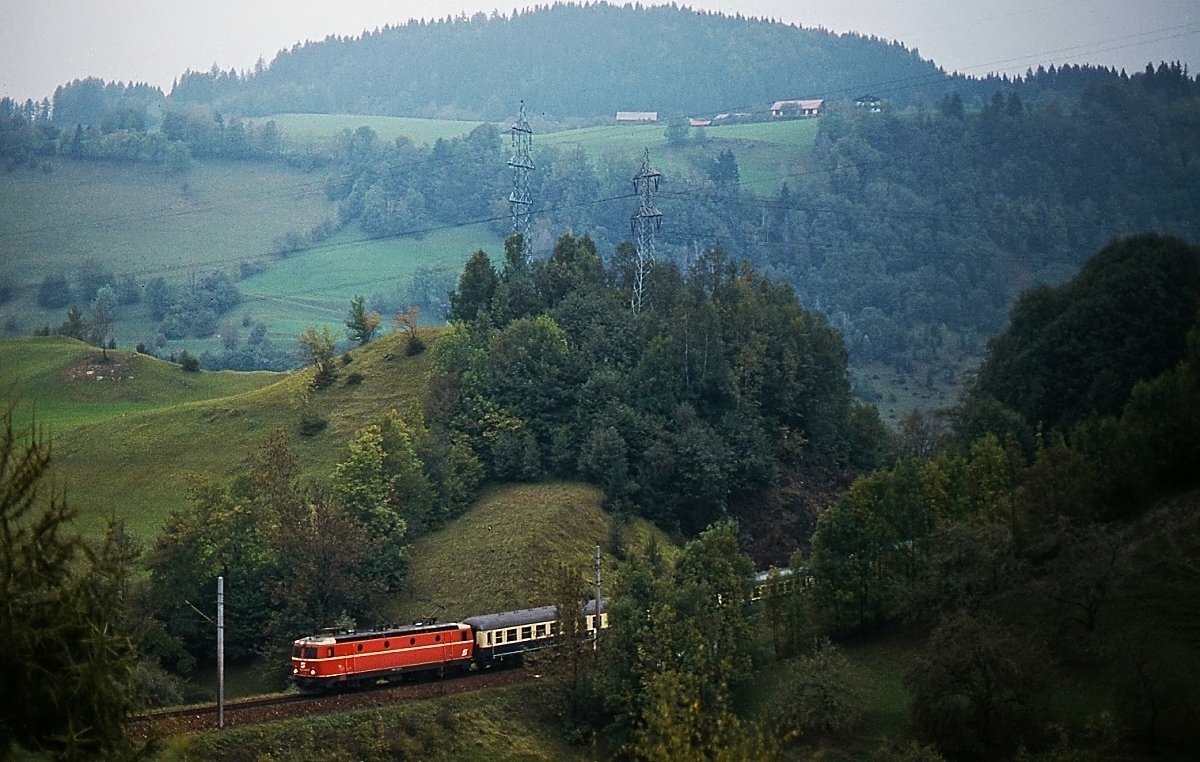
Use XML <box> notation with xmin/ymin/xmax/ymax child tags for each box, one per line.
<box><xmin>291</xmin><ymin>600</ymin><xmax>608</xmax><ymax>693</ymax></box>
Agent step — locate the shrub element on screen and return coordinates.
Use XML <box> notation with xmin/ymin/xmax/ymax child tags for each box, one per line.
<box><xmin>298</xmin><ymin>414</ymin><xmax>327</xmax><ymax>437</ymax></box>
<box><xmin>345</xmin><ymin>371</ymin><xmax>364</xmax><ymax>386</ymax></box>
<box><xmin>179</xmin><ymin>350</ymin><xmax>200</xmax><ymax>372</ymax></box>
<box><xmin>770</xmin><ymin>639</ymin><xmax>866</xmax><ymax>743</ymax></box>
<box><xmin>406</xmin><ymin>332</ymin><xmax>426</xmax><ymax>356</ymax></box>
<box><xmin>907</xmin><ymin>612</ymin><xmax>1052</xmax><ymax>757</ymax></box>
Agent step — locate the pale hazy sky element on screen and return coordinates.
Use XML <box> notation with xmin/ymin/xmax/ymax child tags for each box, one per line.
<box><xmin>2</xmin><ymin>0</ymin><xmax>1198</xmax><ymax>102</ymax></box>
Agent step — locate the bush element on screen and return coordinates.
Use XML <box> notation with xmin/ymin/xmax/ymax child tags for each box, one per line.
<box><xmin>345</xmin><ymin>371</ymin><xmax>364</xmax><ymax>386</ymax></box>
<box><xmin>298</xmin><ymin>414</ymin><xmax>327</xmax><ymax>437</ymax></box>
<box><xmin>178</xmin><ymin>350</ymin><xmax>200</xmax><ymax>372</ymax></box>
<box><xmin>907</xmin><ymin>612</ymin><xmax>1052</xmax><ymax>757</ymax></box>
<box><xmin>770</xmin><ymin>639</ymin><xmax>866</xmax><ymax>743</ymax></box>
<box><xmin>406</xmin><ymin>332</ymin><xmax>426</xmax><ymax>356</ymax></box>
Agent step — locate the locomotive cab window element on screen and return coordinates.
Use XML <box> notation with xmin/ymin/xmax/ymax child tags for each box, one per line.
<box><xmin>462</xmin><ymin>631</ymin><xmax>469</xmax><ymax>641</ymax></box>
<box><xmin>292</xmin><ymin>646</ymin><xmax>301</xmax><ymax>658</ymax></box>
<box><xmin>356</xmin><ymin>643</ymin><xmax>363</xmax><ymax>652</ymax></box>
<box><xmin>303</xmin><ymin>647</ymin><xmax>317</xmax><ymax>659</ymax></box>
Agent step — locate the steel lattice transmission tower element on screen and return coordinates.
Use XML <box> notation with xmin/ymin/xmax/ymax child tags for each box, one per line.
<box><xmin>508</xmin><ymin>101</ymin><xmax>534</xmax><ymax>261</ymax></box>
<box><xmin>630</xmin><ymin>148</ymin><xmax>662</xmax><ymax>314</ymax></box>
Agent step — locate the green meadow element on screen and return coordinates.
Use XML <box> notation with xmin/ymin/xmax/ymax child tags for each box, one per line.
<box><xmin>15</xmin><ymin>330</ymin><xmax>435</xmax><ymax>538</ymax></box>
<box><xmin>0</xmin><ymin>336</ymin><xmax>276</xmax><ymax>435</ymax></box>
<box><xmin>538</xmin><ymin>118</ymin><xmax>818</xmax><ymax>192</ymax></box>
<box><xmin>236</xmin><ymin>224</ymin><xmax>504</xmax><ymax>338</ymax></box>
<box><xmin>262</xmin><ymin>113</ymin><xmax>496</xmax><ymax>148</ymax></box>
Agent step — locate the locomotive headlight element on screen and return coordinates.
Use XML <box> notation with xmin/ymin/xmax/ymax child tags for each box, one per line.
<box><xmin>310</xmin><ymin>669</ymin><xmax>316</xmax><ymax>675</ymax></box>
<box><xmin>293</xmin><ymin>668</ymin><xmax>298</xmax><ymax>675</ymax></box>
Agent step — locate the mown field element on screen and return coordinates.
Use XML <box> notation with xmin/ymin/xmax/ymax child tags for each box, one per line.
<box><xmin>262</xmin><ymin>113</ymin><xmax>497</xmax><ymax>148</ymax></box>
<box><xmin>237</xmin><ymin>224</ymin><xmax>503</xmax><ymax>339</ymax></box>
<box><xmin>0</xmin><ymin>154</ymin><xmax>501</xmax><ymax>356</ymax></box>
<box><xmin>392</xmin><ymin>482</ymin><xmax>675</xmax><ymax>624</ymax></box>
<box><xmin>538</xmin><ymin>118</ymin><xmax>819</xmax><ymax>192</ymax></box>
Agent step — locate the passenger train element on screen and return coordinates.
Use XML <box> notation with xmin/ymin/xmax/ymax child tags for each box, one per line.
<box><xmin>291</xmin><ymin>599</ymin><xmax>608</xmax><ymax>693</ymax></box>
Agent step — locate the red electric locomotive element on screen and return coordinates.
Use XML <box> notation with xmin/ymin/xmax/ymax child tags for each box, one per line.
<box><xmin>292</xmin><ymin>619</ymin><xmax>473</xmax><ymax>693</ymax></box>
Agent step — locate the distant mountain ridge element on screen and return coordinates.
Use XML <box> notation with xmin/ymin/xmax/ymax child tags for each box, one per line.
<box><xmin>169</xmin><ymin>2</ymin><xmax>951</xmax><ymax>120</ymax></box>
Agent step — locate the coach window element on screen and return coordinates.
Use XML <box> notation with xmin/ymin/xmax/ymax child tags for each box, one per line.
<box><xmin>521</xmin><ymin>626</ymin><xmax>532</xmax><ymax>640</ymax></box>
<box><xmin>550</xmin><ymin>622</ymin><xmax>559</xmax><ymax>636</ymax></box>
<box><xmin>507</xmin><ymin>628</ymin><xmax>517</xmax><ymax>642</ymax></box>
<box><xmin>535</xmin><ymin>624</ymin><xmax>546</xmax><ymax>637</ymax></box>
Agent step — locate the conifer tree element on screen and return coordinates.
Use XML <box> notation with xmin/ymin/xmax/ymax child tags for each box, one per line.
<box><xmin>0</xmin><ymin>405</ymin><xmax>139</xmax><ymax>759</ymax></box>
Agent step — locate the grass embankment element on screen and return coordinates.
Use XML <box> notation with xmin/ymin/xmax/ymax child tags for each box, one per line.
<box><xmin>40</xmin><ymin>329</ymin><xmax>437</xmax><ymax>538</ymax></box>
<box><xmin>395</xmin><ymin>482</ymin><xmax>611</xmax><ymax>622</ymax></box>
<box><xmin>171</xmin><ymin>682</ymin><xmax>580</xmax><ymax>762</ymax></box>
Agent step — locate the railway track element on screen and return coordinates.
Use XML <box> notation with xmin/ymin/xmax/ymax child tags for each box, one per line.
<box><xmin>128</xmin><ymin>666</ymin><xmax>532</xmax><ymax>738</ymax></box>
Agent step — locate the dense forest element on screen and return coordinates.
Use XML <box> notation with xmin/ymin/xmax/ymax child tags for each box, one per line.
<box><xmin>436</xmin><ymin>234</ymin><xmax>886</xmax><ymax>536</ymax></box>
<box><xmin>168</xmin><ymin>3</ymin><xmax>949</xmax><ymax>120</ymax></box>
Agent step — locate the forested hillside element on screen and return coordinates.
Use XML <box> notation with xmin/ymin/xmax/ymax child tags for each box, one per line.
<box><xmin>317</xmin><ymin>68</ymin><xmax>1200</xmax><ymax>389</ymax></box>
<box><xmin>435</xmin><ymin>234</ymin><xmax>886</xmax><ymax>539</ymax></box>
<box><xmin>3</xmin><ymin>4</ymin><xmax>1198</xmax><ymax>398</ymax></box>
<box><xmin>168</xmin><ymin>3</ymin><xmax>948</xmax><ymax>120</ymax></box>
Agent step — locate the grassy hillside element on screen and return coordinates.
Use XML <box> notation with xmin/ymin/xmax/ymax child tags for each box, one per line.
<box><xmin>542</xmin><ymin>118</ymin><xmax>818</xmax><ymax>193</ymax></box>
<box><xmin>0</xmin><ymin>336</ymin><xmax>277</xmax><ymax>434</ymax></box>
<box><xmin>237</xmin><ymin>224</ymin><xmax>504</xmax><ymax>338</ymax></box>
<box><xmin>263</xmin><ymin>113</ymin><xmax>496</xmax><ymax>148</ymax></box>
<box><xmin>0</xmin><ymin>118</ymin><xmax>815</xmax><ymax>361</ymax></box>
<box><xmin>179</xmin><ymin>682</ymin><xmax>582</xmax><ymax>761</ymax></box>
<box><xmin>390</xmin><ymin>482</ymin><xmax>676</xmax><ymax>623</ymax></box>
<box><xmin>47</xmin><ymin>329</ymin><xmax>438</xmax><ymax>538</ymax></box>
<box><xmin>0</xmin><ymin>153</ymin><xmax>504</xmax><ymax>356</ymax></box>
<box><xmin>0</xmin><ymin>158</ymin><xmax>335</xmax><ymax>336</ymax></box>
